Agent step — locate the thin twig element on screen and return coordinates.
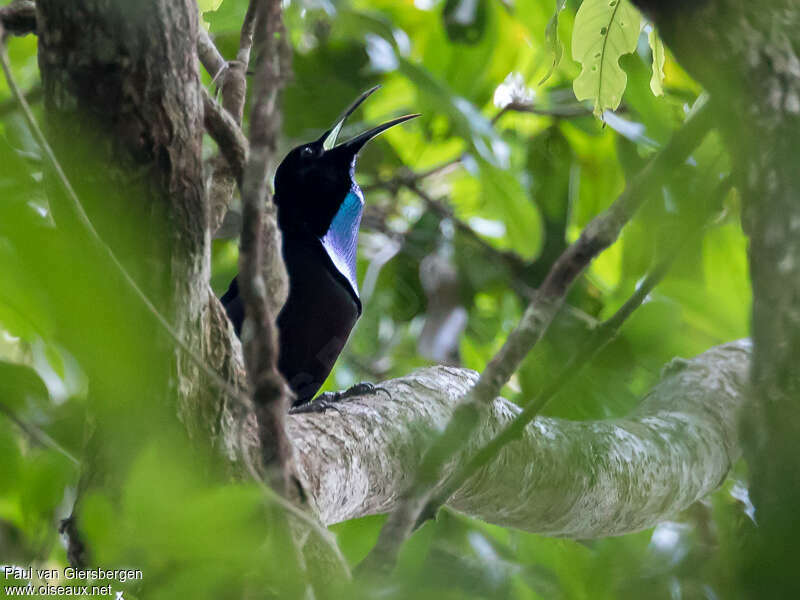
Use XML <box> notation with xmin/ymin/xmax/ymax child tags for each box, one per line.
<box><xmin>0</xmin><ymin>400</ymin><xmax>80</xmax><ymax>465</ymax></box>
<box><xmin>207</xmin><ymin>1</ymin><xmax>261</xmax><ymax>234</ymax></box>
<box><xmin>236</xmin><ymin>8</ymin><xmax>301</xmax><ymax>586</ymax></box>
<box><xmin>202</xmin><ymin>86</ymin><xmax>248</xmax><ymax>185</ymax></box>
<box><xmin>492</xmin><ymin>100</ymin><xmax>593</xmax><ymax>124</ymax></box>
<box><xmin>236</xmin><ymin>2</ymin><xmax>258</xmax><ymax>68</ymax></box>
<box><xmin>238</xmin><ymin>0</ymin><xmax>292</xmax><ymax>493</ymax></box>
<box><xmin>197</xmin><ymin>27</ymin><xmax>227</xmax><ymax>84</ymax></box>
<box><xmin>360</xmin><ymin>95</ymin><xmax>716</xmax><ymax>573</ymax></box>
<box><xmin>0</xmin><ymin>82</ymin><xmax>41</xmax><ymax>118</ymax></box>
<box><xmin>0</xmin><ymin>28</ymin><xmax>252</xmax><ymax>417</ymax></box>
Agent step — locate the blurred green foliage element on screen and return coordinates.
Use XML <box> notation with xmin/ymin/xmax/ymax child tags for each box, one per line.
<box><xmin>1</xmin><ymin>0</ymin><xmax>755</xmax><ymax>598</ymax></box>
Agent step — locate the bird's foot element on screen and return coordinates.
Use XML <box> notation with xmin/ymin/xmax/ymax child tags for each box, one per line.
<box><xmin>289</xmin><ymin>382</ymin><xmax>390</xmax><ymax>414</ymax></box>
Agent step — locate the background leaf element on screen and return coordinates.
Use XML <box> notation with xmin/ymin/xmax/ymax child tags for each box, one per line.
<box><xmin>572</xmin><ymin>0</ymin><xmax>642</xmax><ymax>116</ymax></box>
<box><xmin>540</xmin><ymin>0</ymin><xmax>568</xmax><ymax>85</ymax></box>
<box><xmin>648</xmin><ymin>27</ymin><xmax>666</xmax><ymax>96</ymax></box>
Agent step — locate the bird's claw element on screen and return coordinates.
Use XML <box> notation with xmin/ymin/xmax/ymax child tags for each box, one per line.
<box><xmin>288</xmin><ymin>381</ymin><xmax>391</xmax><ymax>414</ymax></box>
<box><xmin>340</xmin><ymin>382</ymin><xmax>391</xmax><ymax>401</ymax></box>
<box><xmin>289</xmin><ymin>398</ymin><xmax>344</xmax><ymax>415</ymax></box>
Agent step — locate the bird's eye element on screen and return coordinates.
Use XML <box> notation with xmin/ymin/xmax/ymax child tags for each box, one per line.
<box><xmin>301</xmin><ymin>146</ymin><xmax>314</xmax><ymax>158</ymax></box>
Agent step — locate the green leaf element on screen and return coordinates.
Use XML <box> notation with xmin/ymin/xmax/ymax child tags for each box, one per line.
<box><xmin>539</xmin><ymin>0</ymin><xmax>568</xmax><ymax>85</ymax></box>
<box><xmin>197</xmin><ymin>0</ymin><xmax>223</xmax><ymax>29</ymax></box>
<box><xmin>648</xmin><ymin>27</ymin><xmax>666</xmax><ymax>96</ymax></box>
<box><xmin>443</xmin><ymin>0</ymin><xmax>489</xmax><ymax>45</ymax></box>
<box><xmin>478</xmin><ymin>162</ymin><xmax>543</xmax><ymax>260</ymax></box>
<box><xmin>0</xmin><ymin>360</ymin><xmax>49</xmax><ymax>411</ymax></box>
<box><xmin>197</xmin><ymin>0</ymin><xmax>223</xmax><ymax>14</ymax></box>
<box><xmin>572</xmin><ymin>0</ymin><xmax>642</xmax><ymax>117</ymax></box>
<box><xmin>20</xmin><ymin>451</ymin><xmax>73</xmax><ymax>519</ymax></box>
<box><xmin>0</xmin><ymin>425</ymin><xmax>22</xmax><ymax>495</ymax></box>
<box><xmin>398</xmin><ymin>58</ymin><xmax>508</xmax><ymax>167</ymax></box>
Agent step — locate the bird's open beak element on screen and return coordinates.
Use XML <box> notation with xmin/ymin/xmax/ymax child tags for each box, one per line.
<box><xmin>319</xmin><ymin>86</ymin><xmax>420</xmax><ymax>154</ymax></box>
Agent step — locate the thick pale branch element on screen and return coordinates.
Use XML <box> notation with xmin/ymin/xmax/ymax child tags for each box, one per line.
<box><xmin>289</xmin><ymin>341</ymin><xmax>749</xmax><ymax>535</ymax></box>
<box><xmin>419</xmin><ymin>179</ymin><xmax>731</xmax><ymax>524</ymax></box>
<box><xmin>364</xmin><ymin>94</ymin><xmax>716</xmax><ymax>569</ymax></box>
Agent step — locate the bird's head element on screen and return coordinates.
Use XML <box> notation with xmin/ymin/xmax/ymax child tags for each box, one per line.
<box><xmin>274</xmin><ymin>86</ymin><xmax>418</xmax><ymax>237</ymax></box>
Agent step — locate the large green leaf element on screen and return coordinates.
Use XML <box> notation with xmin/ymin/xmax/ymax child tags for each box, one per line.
<box><xmin>572</xmin><ymin>0</ymin><xmax>642</xmax><ymax>117</ymax></box>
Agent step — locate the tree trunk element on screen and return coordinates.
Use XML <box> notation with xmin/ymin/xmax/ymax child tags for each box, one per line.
<box><xmin>35</xmin><ymin>0</ymin><xmax>242</xmax><ymax>444</ymax></box>
<box><xmin>633</xmin><ymin>1</ymin><xmax>800</xmax><ymax>596</ymax></box>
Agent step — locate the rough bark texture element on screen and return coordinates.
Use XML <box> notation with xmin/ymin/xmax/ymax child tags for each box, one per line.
<box><xmin>286</xmin><ymin>341</ymin><xmax>749</xmax><ymax>535</ymax></box>
<box><xmin>632</xmin><ymin>1</ymin><xmax>800</xmax><ymax>596</ymax></box>
<box><xmin>206</xmin><ymin>2</ymin><xmax>256</xmax><ymax>236</ymax></box>
<box><xmin>34</xmin><ymin>1</ymin><xmax>245</xmax><ymax>451</ymax></box>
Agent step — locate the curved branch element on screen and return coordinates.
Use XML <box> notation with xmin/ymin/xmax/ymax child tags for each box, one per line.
<box><xmin>202</xmin><ymin>87</ymin><xmax>248</xmax><ymax>185</ymax></box>
<box><xmin>207</xmin><ymin>1</ymin><xmax>260</xmax><ymax>235</ymax></box>
<box><xmin>288</xmin><ymin>341</ymin><xmax>749</xmax><ymax>535</ymax></box>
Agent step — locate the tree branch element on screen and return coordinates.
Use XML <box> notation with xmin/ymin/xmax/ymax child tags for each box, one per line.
<box><xmin>418</xmin><ymin>243</ymin><xmax>686</xmax><ymax>524</ymax></box>
<box><xmin>197</xmin><ymin>27</ymin><xmax>226</xmax><ymax>84</ymax></box>
<box><xmin>202</xmin><ymin>87</ymin><xmax>248</xmax><ymax>186</ymax></box>
<box><xmin>492</xmin><ymin>100</ymin><xmax>593</xmax><ymax>123</ymax></box>
<box><xmin>287</xmin><ymin>341</ymin><xmax>749</xmax><ymax>534</ymax></box>
<box><xmin>363</xmin><ymin>95</ymin><xmax>716</xmax><ymax>571</ymax></box>
<box><xmin>207</xmin><ymin>1</ymin><xmax>260</xmax><ymax>235</ymax></box>
<box><xmin>0</xmin><ymin>83</ymin><xmax>40</xmax><ymax>117</ymax></box>
<box><xmin>0</xmin><ymin>401</ymin><xmax>79</xmax><ymax>466</ymax></box>
<box><xmin>238</xmin><ymin>0</ymin><xmax>292</xmax><ymax>493</ymax></box>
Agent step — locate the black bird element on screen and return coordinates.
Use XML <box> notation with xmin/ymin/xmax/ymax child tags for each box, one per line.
<box><xmin>222</xmin><ymin>87</ymin><xmax>418</xmax><ymax>408</ymax></box>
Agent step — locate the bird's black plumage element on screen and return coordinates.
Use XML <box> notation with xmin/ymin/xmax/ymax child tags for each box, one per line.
<box><xmin>221</xmin><ymin>88</ymin><xmax>418</xmax><ymax>406</ymax></box>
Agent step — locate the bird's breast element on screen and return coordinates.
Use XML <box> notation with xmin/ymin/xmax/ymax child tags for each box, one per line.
<box><xmin>320</xmin><ymin>187</ymin><xmax>363</xmax><ymax>301</ymax></box>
